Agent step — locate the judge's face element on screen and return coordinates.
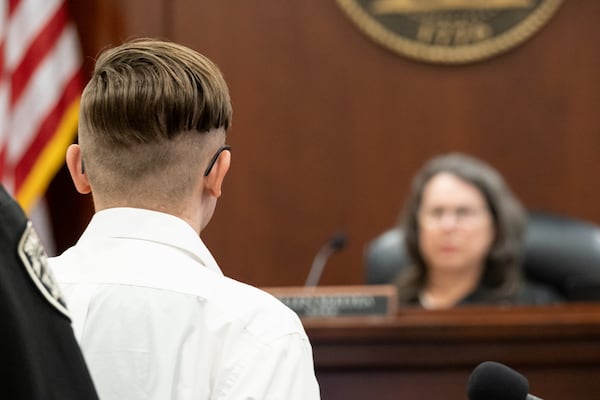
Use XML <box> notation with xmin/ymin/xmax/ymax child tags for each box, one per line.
<box><xmin>417</xmin><ymin>172</ymin><xmax>495</xmax><ymax>274</ymax></box>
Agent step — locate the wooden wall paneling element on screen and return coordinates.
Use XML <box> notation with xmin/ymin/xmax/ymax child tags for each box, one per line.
<box><xmin>67</xmin><ymin>0</ymin><xmax>168</xmax><ymax>53</ymax></box>
<box><xmin>171</xmin><ymin>1</ymin><xmax>370</xmax><ymax>286</ymax></box>
<box><xmin>56</xmin><ymin>1</ymin><xmax>600</xmax><ymax>287</ymax></box>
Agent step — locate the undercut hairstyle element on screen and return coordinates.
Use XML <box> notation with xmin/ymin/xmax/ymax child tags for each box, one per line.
<box><xmin>78</xmin><ymin>38</ymin><xmax>232</xmax><ymax>203</ymax></box>
<box><xmin>396</xmin><ymin>153</ymin><xmax>526</xmax><ymax>303</ymax></box>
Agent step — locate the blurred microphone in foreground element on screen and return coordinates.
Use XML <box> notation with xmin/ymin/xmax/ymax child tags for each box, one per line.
<box><xmin>304</xmin><ymin>232</ymin><xmax>347</xmax><ymax>287</ymax></box>
<box><xmin>467</xmin><ymin>361</ymin><xmax>544</xmax><ymax>400</ymax></box>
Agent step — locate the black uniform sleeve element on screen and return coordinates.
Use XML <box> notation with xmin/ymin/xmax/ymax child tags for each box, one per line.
<box><xmin>0</xmin><ymin>185</ymin><xmax>99</xmax><ymax>400</ymax></box>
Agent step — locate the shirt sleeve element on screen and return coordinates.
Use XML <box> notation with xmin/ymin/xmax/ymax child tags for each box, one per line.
<box><xmin>215</xmin><ymin>331</ymin><xmax>321</xmax><ymax>400</ymax></box>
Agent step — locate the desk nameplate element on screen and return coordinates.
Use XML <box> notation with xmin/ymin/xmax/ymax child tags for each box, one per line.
<box><xmin>263</xmin><ymin>285</ymin><xmax>398</xmax><ymax>318</ymax></box>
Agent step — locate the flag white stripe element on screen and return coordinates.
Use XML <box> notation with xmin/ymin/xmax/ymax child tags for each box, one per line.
<box><xmin>0</xmin><ymin>2</ymin><xmax>7</xmax><ymax>34</ymax></box>
<box><xmin>4</xmin><ymin>0</ymin><xmax>62</xmax><ymax>70</ymax></box>
<box><xmin>0</xmin><ymin>82</ymin><xmax>9</xmax><ymax>150</ymax></box>
<box><xmin>0</xmin><ymin>83</ymin><xmax>10</xmax><ymax>151</ymax></box>
<box><xmin>1</xmin><ymin>0</ymin><xmax>83</xmax><ymax>257</ymax></box>
<box><xmin>1</xmin><ymin>3</ymin><xmax>8</xmax><ymax>154</ymax></box>
<box><xmin>0</xmin><ymin>75</ymin><xmax>13</xmax><ymax>191</ymax></box>
<box><xmin>7</xmin><ymin>25</ymin><xmax>80</xmax><ymax>161</ymax></box>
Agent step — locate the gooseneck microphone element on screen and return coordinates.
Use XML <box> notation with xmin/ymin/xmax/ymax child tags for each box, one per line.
<box><xmin>304</xmin><ymin>232</ymin><xmax>347</xmax><ymax>287</ymax></box>
<box><xmin>467</xmin><ymin>361</ymin><xmax>544</xmax><ymax>400</ymax></box>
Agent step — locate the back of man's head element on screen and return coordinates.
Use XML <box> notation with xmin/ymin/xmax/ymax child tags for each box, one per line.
<box><xmin>78</xmin><ymin>38</ymin><xmax>233</xmax><ymax>204</ymax></box>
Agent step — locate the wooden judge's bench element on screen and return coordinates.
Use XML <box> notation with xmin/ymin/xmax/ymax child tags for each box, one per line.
<box><xmin>302</xmin><ymin>303</ymin><xmax>600</xmax><ymax>400</ymax></box>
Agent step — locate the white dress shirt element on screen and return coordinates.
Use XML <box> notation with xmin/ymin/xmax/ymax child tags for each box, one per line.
<box><xmin>49</xmin><ymin>208</ymin><xmax>320</xmax><ymax>400</ymax></box>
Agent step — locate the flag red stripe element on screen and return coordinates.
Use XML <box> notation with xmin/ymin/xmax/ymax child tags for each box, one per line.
<box><xmin>1</xmin><ymin>0</ymin><xmax>83</xmax><ymax>212</ymax></box>
<box><xmin>0</xmin><ymin>39</ymin><xmax>5</xmax><ymax>181</ymax></box>
<box><xmin>10</xmin><ymin>3</ymin><xmax>69</xmax><ymax>106</ymax></box>
<box><xmin>0</xmin><ymin>147</ymin><xmax>6</xmax><ymax>181</ymax></box>
<box><xmin>0</xmin><ymin>42</ymin><xmax>5</xmax><ymax>72</ymax></box>
<box><xmin>8</xmin><ymin>0</ymin><xmax>21</xmax><ymax>16</ymax></box>
<box><xmin>13</xmin><ymin>70</ymin><xmax>81</xmax><ymax>188</ymax></box>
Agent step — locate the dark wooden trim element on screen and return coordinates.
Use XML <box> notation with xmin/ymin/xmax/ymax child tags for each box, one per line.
<box><xmin>305</xmin><ymin>304</ymin><xmax>600</xmax><ymax>399</ymax></box>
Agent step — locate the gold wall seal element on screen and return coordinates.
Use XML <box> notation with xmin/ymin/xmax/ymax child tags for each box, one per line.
<box><xmin>336</xmin><ymin>0</ymin><xmax>564</xmax><ymax>64</ymax></box>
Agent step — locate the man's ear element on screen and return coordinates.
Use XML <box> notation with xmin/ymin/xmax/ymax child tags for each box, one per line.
<box><xmin>65</xmin><ymin>144</ymin><xmax>91</xmax><ymax>194</ymax></box>
<box><xmin>204</xmin><ymin>148</ymin><xmax>231</xmax><ymax>198</ymax></box>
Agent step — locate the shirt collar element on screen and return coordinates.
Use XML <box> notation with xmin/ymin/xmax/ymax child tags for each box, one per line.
<box><xmin>78</xmin><ymin>207</ymin><xmax>223</xmax><ymax>275</ymax></box>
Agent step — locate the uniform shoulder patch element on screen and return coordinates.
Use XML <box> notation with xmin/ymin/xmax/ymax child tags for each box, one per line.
<box><xmin>18</xmin><ymin>221</ymin><xmax>70</xmax><ymax>319</ymax></box>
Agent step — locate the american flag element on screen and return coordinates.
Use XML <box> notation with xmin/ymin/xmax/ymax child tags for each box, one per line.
<box><xmin>0</xmin><ymin>0</ymin><xmax>82</xmax><ymax>213</ymax></box>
